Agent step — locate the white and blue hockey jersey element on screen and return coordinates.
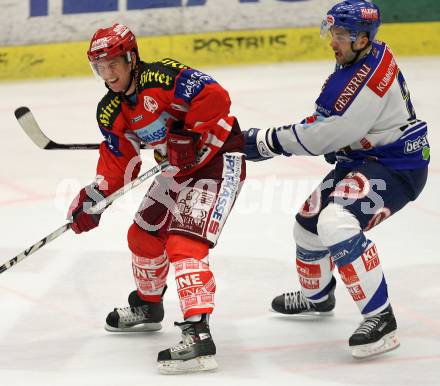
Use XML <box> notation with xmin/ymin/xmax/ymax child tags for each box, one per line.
<box><xmin>272</xmin><ymin>41</ymin><xmax>429</xmax><ymax>170</ymax></box>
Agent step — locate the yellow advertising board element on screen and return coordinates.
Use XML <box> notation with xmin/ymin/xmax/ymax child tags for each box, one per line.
<box><xmin>1</xmin><ymin>22</ymin><xmax>439</xmax><ymax>81</ymax></box>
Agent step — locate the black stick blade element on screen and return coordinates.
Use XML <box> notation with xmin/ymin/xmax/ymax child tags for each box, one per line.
<box><xmin>14</xmin><ymin>106</ymin><xmax>31</xmax><ymax>120</ymax></box>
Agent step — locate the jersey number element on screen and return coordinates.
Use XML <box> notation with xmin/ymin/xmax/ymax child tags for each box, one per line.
<box><xmin>397</xmin><ymin>70</ymin><xmax>416</xmax><ymax>120</ymax></box>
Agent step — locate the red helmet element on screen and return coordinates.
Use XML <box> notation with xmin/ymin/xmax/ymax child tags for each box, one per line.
<box><xmin>87</xmin><ymin>23</ymin><xmax>138</xmax><ymax>64</ymax></box>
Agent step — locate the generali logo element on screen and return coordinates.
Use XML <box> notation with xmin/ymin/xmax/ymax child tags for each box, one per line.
<box><xmin>334</xmin><ymin>64</ymin><xmax>372</xmax><ymax>112</ymax></box>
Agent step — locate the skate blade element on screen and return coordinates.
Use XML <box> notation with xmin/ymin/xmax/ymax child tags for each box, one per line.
<box><xmin>270</xmin><ymin>308</ymin><xmax>335</xmax><ymax>317</ymax></box>
<box><xmin>158</xmin><ymin>355</ymin><xmax>218</xmax><ymax>375</ymax></box>
<box><xmin>351</xmin><ymin>331</ymin><xmax>400</xmax><ymax>359</ymax></box>
<box><xmin>104</xmin><ymin>322</ymin><xmax>162</xmax><ymax>332</ymax></box>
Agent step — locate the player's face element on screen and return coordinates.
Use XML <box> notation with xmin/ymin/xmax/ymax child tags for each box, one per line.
<box><xmin>329</xmin><ymin>27</ymin><xmax>368</xmax><ymax>65</ymax></box>
<box><xmin>95</xmin><ymin>56</ymin><xmax>134</xmax><ymax>93</ymax></box>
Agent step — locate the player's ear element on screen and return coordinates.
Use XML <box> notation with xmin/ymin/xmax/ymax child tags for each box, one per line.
<box><xmin>131</xmin><ymin>51</ymin><xmax>137</xmax><ymax>67</ymax></box>
<box><xmin>362</xmin><ymin>33</ymin><xmax>370</xmax><ymax>49</ymax></box>
<box><xmin>355</xmin><ymin>33</ymin><xmax>369</xmax><ymax>51</ymax></box>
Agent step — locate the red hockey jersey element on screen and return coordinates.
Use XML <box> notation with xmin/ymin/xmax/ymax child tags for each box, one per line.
<box><xmin>95</xmin><ymin>58</ymin><xmax>240</xmax><ymax>195</ymax></box>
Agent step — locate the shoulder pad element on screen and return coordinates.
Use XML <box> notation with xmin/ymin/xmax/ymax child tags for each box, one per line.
<box><xmin>138</xmin><ymin>61</ymin><xmax>181</xmax><ymax>92</ymax></box>
<box><xmin>315</xmin><ymin>58</ymin><xmax>375</xmax><ymax>117</ymax></box>
<box><xmin>159</xmin><ymin>58</ymin><xmax>190</xmax><ymax>70</ymax></box>
<box><xmin>366</xmin><ymin>44</ymin><xmax>398</xmax><ymax>97</ymax></box>
<box><xmin>96</xmin><ymin>92</ymin><xmax>122</xmax><ymax>129</ymax></box>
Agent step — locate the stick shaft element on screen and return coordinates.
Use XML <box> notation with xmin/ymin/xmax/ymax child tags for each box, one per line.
<box><xmin>1</xmin><ymin>162</ymin><xmax>168</xmax><ymax>274</ymax></box>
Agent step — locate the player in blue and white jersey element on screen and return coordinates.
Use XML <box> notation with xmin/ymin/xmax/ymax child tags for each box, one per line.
<box><xmin>243</xmin><ymin>0</ymin><xmax>429</xmax><ymax>359</ymax></box>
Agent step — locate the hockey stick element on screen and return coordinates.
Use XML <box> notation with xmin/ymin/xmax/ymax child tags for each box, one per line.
<box><xmin>14</xmin><ymin>106</ymin><xmax>148</xmax><ymax>150</ymax></box>
<box><xmin>0</xmin><ymin>161</ymin><xmax>169</xmax><ymax>274</ymax></box>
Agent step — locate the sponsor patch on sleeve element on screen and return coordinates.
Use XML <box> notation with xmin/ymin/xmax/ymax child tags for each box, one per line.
<box><xmin>367</xmin><ymin>47</ymin><xmax>398</xmax><ymax>97</ymax></box>
<box><xmin>175</xmin><ymin>69</ymin><xmax>216</xmax><ymax>103</ymax></box>
<box><xmin>333</xmin><ymin>64</ymin><xmax>372</xmax><ymax>113</ymax></box>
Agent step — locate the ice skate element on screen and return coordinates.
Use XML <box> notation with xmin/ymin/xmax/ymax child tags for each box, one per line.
<box><xmin>105</xmin><ymin>289</ymin><xmax>164</xmax><ymax>332</ymax></box>
<box><xmin>157</xmin><ymin>314</ymin><xmax>217</xmax><ymax>374</ymax></box>
<box><xmin>350</xmin><ymin>305</ymin><xmax>400</xmax><ymax>359</ymax></box>
<box><xmin>271</xmin><ymin>285</ymin><xmax>335</xmax><ymax>316</ymax></box>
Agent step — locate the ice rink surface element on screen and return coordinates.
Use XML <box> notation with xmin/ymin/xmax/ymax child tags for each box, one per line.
<box><xmin>0</xmin><ymin>57</ymin><xmax>439</xmax><ymax>386</ymax></box>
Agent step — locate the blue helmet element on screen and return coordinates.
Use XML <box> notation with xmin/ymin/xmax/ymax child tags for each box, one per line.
<box><xmin>321</xmin><ymin>1</ymin><xmax>381</xmax><ymax>42</ymax></box>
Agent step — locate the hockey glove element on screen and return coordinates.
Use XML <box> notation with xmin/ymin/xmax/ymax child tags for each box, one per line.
<box><xmin>243</xmin><ymin>128</ymin><xmax>282</xmax><ymax>161</ymax></box>
<box><xmin>167</xmin><ymin>120</ymin><xmax>200</xmax><ymax>171</ymax></box>
<box><xmin>67</xmin><ymin>184</ymin><xmax>107</xmax><ymax>234</ymax></box>
<box><xmin>324</xmin><ymin>152</ymin><xmax>337</xmax><ymax>164</ymax></box>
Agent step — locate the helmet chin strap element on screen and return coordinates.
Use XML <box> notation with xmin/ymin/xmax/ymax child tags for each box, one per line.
<box><xmin>344</xmin><ymin>30</ymin><xmax>372</xmax><ymax>66</ymax></box>
<box><xmin>121</xmin><ymin>60</ymin><xmax>137</xmax><ymax>96</ymax></box>
<box><xmin>347</xmin><ymin>42</ymin><xmax>362</xmax><ymax>65</ymax></box>
<box><xmin>120</xmin><ymin>72</ymin><xmax>134</xmax><ymax>95</ymax></box>
<box><xmin>345</xmin><ymin>40</ymin><xmax>371</xmax><ymax>67</ymax></box>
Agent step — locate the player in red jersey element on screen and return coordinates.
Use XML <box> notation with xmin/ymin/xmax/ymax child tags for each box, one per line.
<box><xmin>67</xmin><ymin>23</ymin><xmax>245</xmax><ymax>374</ymax></box>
